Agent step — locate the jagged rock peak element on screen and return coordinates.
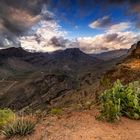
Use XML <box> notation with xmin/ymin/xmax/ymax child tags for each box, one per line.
<box><xmin>129</xmin><ymin>41</ymin><xmax>140</xmax><ymax>58</ymax></box>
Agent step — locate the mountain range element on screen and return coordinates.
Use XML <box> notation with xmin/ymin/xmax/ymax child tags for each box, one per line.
<box><xmin>0</xmin><ymin>46</ymin><xmax>132</xmax><ymax>111</ymax></box>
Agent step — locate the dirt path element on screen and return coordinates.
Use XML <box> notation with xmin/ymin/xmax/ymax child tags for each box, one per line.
<box><xmin>1</xmin><ymin>109</ymin><xmax>140</xmax><ymax>140</ymax></box>
<box><xmin>28</xmin><ymin>110</ymin><xmax>140</xmax><ymax>140</ymax></box>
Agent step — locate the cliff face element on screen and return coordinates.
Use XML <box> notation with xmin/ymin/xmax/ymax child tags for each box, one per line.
<box><xmin>103</xmin><ymin>41</ymin><xmax>140</xmax><ymax>84</ymax></box>
<box><xmin>129</xmin><ymin>41</ymin><xmax>140</xmax><ymax>58</ymax></box>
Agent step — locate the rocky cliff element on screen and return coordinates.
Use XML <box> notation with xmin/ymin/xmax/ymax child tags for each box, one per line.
<box><xmin>103</xmin><ymin>41</ymin><xmax>140</xmax><ymax>84</ymax></box>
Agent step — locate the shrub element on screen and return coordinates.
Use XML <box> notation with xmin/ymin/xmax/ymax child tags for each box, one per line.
<box><xmin>100</xmin><ymin>77</ymin><xmax>111</xmax><ymax>87</ymax></box>
<box><xmin>49</xmin><ymin>108</ymin><xmax>63</xmax><ymax>115</ymax></box>
<box><xmin>98</xmin><ymin>80</ymin><xmax>140</xmax><ymax>122</ymax></box>
<box><xmin>1</xmin><ymin>119</ymin><xmax>36</xmax><ymax>138</ymax></box>
<box><xmin>0</xmin><ymin>109</ymin><xmax>15</xmax><ymax>128</ymax></box>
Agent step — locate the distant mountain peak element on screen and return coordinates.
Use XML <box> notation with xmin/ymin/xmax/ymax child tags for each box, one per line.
<box><xmin>52</xmin><ymin>48</ymin><xmax>83</xmax><ymax>54</ymax></box>
<box><xmin>0</xmin><ymin>47</ymin><xmax>29</xmax><ymax>58</ymax></box>
<box><xmin>64</xmin><ymin>48</ymin><xmax>81</xmax><ymax>52</ymax></box>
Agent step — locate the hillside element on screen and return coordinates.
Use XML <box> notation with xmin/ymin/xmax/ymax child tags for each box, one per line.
<box><xmin>0</xmin><ymin>47</ymin><xmax>101</xmax><ymax>79</ymax></box>
<box><xmin>0</xmin><ymin>42</ymin><xmax>137</xmax><ymax>113</ymax></box>
<box><xmin>0</xmin><ymin>47</ymin><xmax>124</xmax><ymax>111</ymax></box>
<box><xmin>104</xmin><ymin>41</ymin><xmax>140</xmax><ymax>84</ymax></box>
<box><xmin>0</xmin><ymin>43</ymin><xmax>140</xmax><ymax>140</ymax></box>
<box><xmin>93</xmin><ymin>49</ymin><xmax>128</xmax><ymax>61</ymax></box>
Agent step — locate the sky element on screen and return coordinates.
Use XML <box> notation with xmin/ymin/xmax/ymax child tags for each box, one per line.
<box><xmin>0</xmin><ymin>0</ymin><xmax>140</xmax><ymax>53</ymax></box>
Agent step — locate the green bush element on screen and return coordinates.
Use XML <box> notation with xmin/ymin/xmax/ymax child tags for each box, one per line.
<box><xmin>100</xmin><ymin>77</ymin><xmax>111</xmax><ymax>87</ymax></box>
<box><xmin>1</xmin><ymin>119</ymin><xmax>36</xmax><ymax>138</ymax></box>
<box><xmin>49</xmin><ymin>108</ymin><xmax>63</xmax><ymax>115</ymax></box>
<box><xmin>0</xmin><ymin>109</ymin><xmax>15</xmax><ymax>128</ymax></box>
<box><xmin>98</xmin><ymin>80</ymin><xmax>140</xmax><ymax>122</ymax></box>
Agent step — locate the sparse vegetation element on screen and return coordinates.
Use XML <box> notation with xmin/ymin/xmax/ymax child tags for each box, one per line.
<box><xmin>1</xmin><ymin>118</ymin><xmax>36</xmax><ymax>138</ymax></box>
<box><xmin>98</xmin><ymin>80</ymin><xmax>140</xmax><ymax>122</ymax></box>
<box><xmin>49</xmin><ymin>108</ymin><xmax>63</xmax><ymax>115</ymax></box>
<box><xmin>0</xmin><ymin>109</ymin><xmax>15</xmax><ymax>128</ymax></box>
<box><xmin>100</xmin><ymin>77</ymin><xmax>111</xmax><ymax>87</ymax></box>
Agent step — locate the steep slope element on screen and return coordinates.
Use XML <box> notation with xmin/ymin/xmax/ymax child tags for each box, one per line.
<box><xmin>93</xmin><ymin>49</ymin><xmax>128</xmax><ymax>61</ymax></box>
<box><xmin>103</xmin><ymin>41</ymin><xmax>140</xmax><ymax>84</ymax></box>
<box><xmin>0</xmin><ymin>48</ymin><xmax>99</xmax><ymax>110</ymax></box>
<box><xmin>0</xmin><ymin>47</ymin><xmax>125</xmax><ymax>111</ymax></box>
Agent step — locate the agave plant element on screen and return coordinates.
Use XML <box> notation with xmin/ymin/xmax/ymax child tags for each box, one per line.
<box><xmin>1</xmin><ymin>118</ymin><xmax>36</xmax><ymax>138</ymax></box>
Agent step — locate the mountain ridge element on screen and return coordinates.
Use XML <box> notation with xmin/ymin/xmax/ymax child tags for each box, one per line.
<box><xmin>102</xmin><ymin>41</ymin><xmax>140</xmax><ymax>84</ymax></box>
<box><xmin>0</xmin><ymin>45</ymin><xmax>130</xmax><ymax>111</ymax></box>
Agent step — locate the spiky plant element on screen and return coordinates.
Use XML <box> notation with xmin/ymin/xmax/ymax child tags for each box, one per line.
<box><xmin>1</xmin><ymin>119</ymin><xmax>36</xmax><ymax>138</ymax></box>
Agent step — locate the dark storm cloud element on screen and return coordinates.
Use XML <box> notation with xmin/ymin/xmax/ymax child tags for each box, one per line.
<box><xmin>105</xmin><ymin>33</ymin><xmax>127</xmax><ymax>43</ymax></box>
<box><xmin>0</xmin><ymin>0</ymin><xmax>53</xmax><ymax>48</ymax></box>
<box><xmin>1</xmin><ymin>0</ymin><xmax>140</xmax><ymax>32</ymax></box>
<box><xmin>1</xmin><ymin>0</ymin><xmax>140</xmax><ymax>35</ymax></box>
<box><xmin>49</xmin><ymin>37</ymin><xmax>70</xmax><ymax>48</ymax></box>
<box><xmin>105</xmin><ymin>33</ymin><xmax>119</xmax><ymax>42</ymax></box>
<box><xmin>0</xmin><ymin>0</ymin><xmax>140</xmax><ymax>49</ymax></box>
<box><xmin>0</xmin><ymin>0</ymin><xmax>44</xmax><ymax>35</ymax></box>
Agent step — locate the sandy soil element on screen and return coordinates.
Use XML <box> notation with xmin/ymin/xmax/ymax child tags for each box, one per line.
<box><xmin>1</xmin><ymin>109</ymin><xmax>140</xmax><ymax>140</ymax></box>
<box><xmin>30</xmin><ymin>110</ymin><xmax>140</xmax><ymax>140</ymax></box>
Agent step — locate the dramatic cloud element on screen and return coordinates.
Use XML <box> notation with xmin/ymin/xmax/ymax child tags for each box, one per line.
<box><xmin>107</xmin><ymin>22</ymin><xmax>131</xmax><ymax>33</ymax></box>
<box><xmin>86</xmin><ymin>21</ymin><xmax>135</xmax><ymax>53</ymax></box>
<box><xmin>89</xmin><ymin>16</ymin><xmax>112</xmax><ymax>29</ymax></box>
<box><xmin>0</xmin><ymin>0</ymin><xmax>44</xmax><ymax>34</ymax></box>
<box><xmin>0</xmin><ymin>0</ymin><xmax>140</xmax><ymax>53</ymax></box>
<box><xmin>89</xmin><ymin>16</ymin><xmax>131</xmax><ymax>32</ymax></box>
<box><xmin>49</xmin><ymin>37</ymin><xmax>70</xmax><ymax>48</ymax></box>
<box><xmin>0</xmin><ymin>0</ymin><xmax>140</xmax><ymax>33</ymax></box>
<box><xmin>0</xmin><ymin>0</ymin><xmax>50</xmax><ymax>48</ymax></box>
<box><xmin>20</xmin><ymin>19</ymin><xmax>68</xmax><ymax>52</ymax></box>
<box><xmin>77</xmin><ymin>21</ymin><xmax>140</xmax><ymax>53</ymax></box>
<box><xmin>20</xmin><ymin>19</ymin><xmax>140</xmax><ymax>54</ymax></box>
<box><xmin>77</xmin><ymin>31</ymin><xmax>140</xmax><ymax>53</ymax></box>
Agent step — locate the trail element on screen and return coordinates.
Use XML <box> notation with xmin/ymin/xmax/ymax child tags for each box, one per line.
<box><xmin>25</xmin><ymin>109</ymin><xmax>140</xmax><ymax>140</ymax></box>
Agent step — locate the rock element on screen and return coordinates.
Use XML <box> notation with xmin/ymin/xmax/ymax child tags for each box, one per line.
<box><xmin>129</xmin><ymin>41</ymin><xmax>140</xmax><ymax>58</ymax></box>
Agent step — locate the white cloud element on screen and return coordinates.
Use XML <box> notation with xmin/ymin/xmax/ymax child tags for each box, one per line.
<box><xmin>19</xmin><ymin>7</ymin><xmax>69</xmax><ymax>52</ymax></box>
<box><xmin>19</xmin><ymin>8</ymin><xmax>140</xmax><ymax>54</ymax></box>
<box><xmin>89</xmin><ymin>16</ymin><xmax>131</xmax><ymax>33</ymax></box>
<box><xmin>89</xmin><ymin>16</ymin><xmax>111</xmax><ymax>29</ymax></box>
<box><xmin>107</xmin><ymin>22</ymin><xmax>131</xmax><ymax>33</ymax></box>
<box><xmin>77</xmin><ymin>31</ymin><xmax>140</xmax><ymax>53</ymax></box>
<box><xmin>20</xmin><ymin>19</ymin><xmax>67</xmax><ymax>52</ymax></box>
<box><xmin>79</xmin><ymin>21</ymin><xmax>139</xmax><ymax>53</ymax></box>
<box><xmin>20</xmin><ymin>20</ymin><xmax>140</xmax><ymax>54</ymax></box>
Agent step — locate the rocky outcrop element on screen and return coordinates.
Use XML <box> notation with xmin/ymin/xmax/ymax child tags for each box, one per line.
<box><xmin>0</xmin><ymin>72</ymin><xmax>78</xmax><ymax>110</ymax></box>
<box><xmin>103</xmin><ymin>41</ymin><xmax>140</xmax><ymax>84</ymax></box>
<box><xmin>129</xmin><ymin>41</ymin><xmax>140</xmax><ymax>58</ymax></box>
